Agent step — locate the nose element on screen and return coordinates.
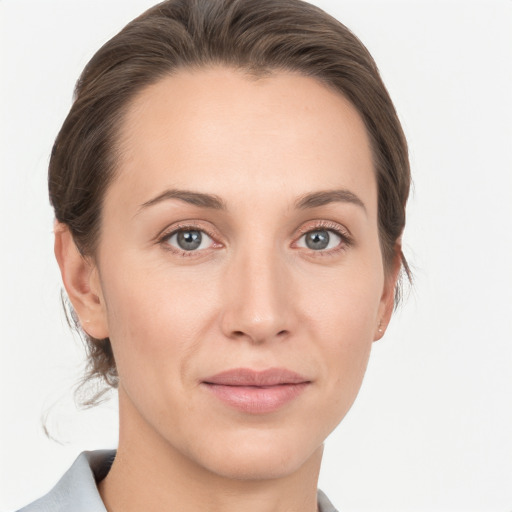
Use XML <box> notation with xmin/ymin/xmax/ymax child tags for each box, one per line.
<box><xmin>220</xmin><ymin>244</ymin><xmax>295</xmax><ymax>345</ymax></box>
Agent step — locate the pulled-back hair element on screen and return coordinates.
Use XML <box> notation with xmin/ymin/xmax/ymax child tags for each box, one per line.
<box><xmin>49</xmin><ymin>0</ymin><xmax>411</xmax><ymax>404</ymax></box>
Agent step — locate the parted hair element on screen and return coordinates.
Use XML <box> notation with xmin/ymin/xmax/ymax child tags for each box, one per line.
<box><xmin>49</xmin><ymin>0</ymin><xmax>411</xmax><ymax>405</ymax></box>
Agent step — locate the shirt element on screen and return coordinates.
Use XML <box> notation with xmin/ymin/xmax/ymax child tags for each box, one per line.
<box><xmin>17</xmin><ymin>450</ymin><xmax>339</xmax><ymax>512</ymax></box>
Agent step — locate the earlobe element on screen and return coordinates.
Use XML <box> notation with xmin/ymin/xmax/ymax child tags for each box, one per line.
<box><xmin>54</xmin><ymin>222</ymin><xmax>109</xmax><ymax>339</ymax></box>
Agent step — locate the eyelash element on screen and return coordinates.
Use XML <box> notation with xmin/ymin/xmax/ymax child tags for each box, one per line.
<box><xmin>157</xmin><ymin>222</ymin><xmax>221</xmax><ymax>257</ymax></box>
<box><xmin>295</xmin><ymin>220</ymin><xmax>354</xmax><ymax>256</ymax></box>
<box><xmin>156</xmin><ymin>220</ymin><xmax>353</xmax><ymax>257</ymax></box>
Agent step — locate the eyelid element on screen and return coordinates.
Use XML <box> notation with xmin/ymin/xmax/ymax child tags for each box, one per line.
<box><xmin>293</xmin><ymin>220</ymin><xmax>354</xmax><ymax>252</ymax></box>
<box><xmin>166</xmin><ymin>229</ymin><xmax>214</xmax><ymax>251</ymax></box>
<box><xmin>156</xmin><ymin>221</ymin><xmax>223</xmax><ymax>255</ymax></box>
<box><xmin>154</xmin><ymin>219</ymin><xmax>353</xmax><ymax>256</ymax></box>
<box><xmin>155</xmin><ymin>219</ymin><xmax>218</xmax><ymax>240</ymax></box>
<box><xmin>296</xmin><ymin>219</ymin><xmax>352</xmax><ymax>237</ymax></box>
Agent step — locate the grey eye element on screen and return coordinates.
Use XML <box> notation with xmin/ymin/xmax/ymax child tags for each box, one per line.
<box><xmin>166</xmin><ymin>229</ymin><xmax>213</xmax><ymax>251</ymax></box>
<box><xmin>298</xmin><ymin>229</ymin><xmax>342</xmax><ymax>251</ymax></box>
<box><xmin>305</xmin><ymin>230</ymin><xmax>329</xmax><ymax>250</ymax></box>
<box><xmin>177</xmin><ymin>230</ymin><xmax>202</xmax><ymax>250</ymax></box>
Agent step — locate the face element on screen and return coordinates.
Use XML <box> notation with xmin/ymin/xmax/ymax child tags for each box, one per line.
<box><xmin>76</xmin><ymin>67</ymin><xmax>397</xmax><ymax>480</ymax></box>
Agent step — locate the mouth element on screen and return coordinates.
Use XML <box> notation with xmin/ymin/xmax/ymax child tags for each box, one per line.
<box><xmin>201</xmin><ymin>368</ymin><xmax>311</xmax><ymax>414</ymax></box>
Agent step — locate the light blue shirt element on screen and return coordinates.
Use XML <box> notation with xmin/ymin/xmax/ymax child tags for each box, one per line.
<box><xmin>17</xmin><ymin>450</ymin><xmax>339</xmax><ymax>512</ymax></box>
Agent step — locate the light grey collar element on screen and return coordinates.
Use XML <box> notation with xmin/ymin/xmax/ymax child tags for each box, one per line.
<box><xmin>17</xmin><ymin>450</ymin><xmax>114</xmax><ymax>512</ymax></box>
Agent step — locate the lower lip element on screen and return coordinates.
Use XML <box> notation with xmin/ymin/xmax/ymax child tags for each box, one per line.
<box><xmin>202</xmin><ymin>382</ymin><xmax>310</xmax><ymax>414</ymax></box>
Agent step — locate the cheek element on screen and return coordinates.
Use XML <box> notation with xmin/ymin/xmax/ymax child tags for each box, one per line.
<box><xmin>99</xmin><ymin>257</ymin><xmax>221</xmax><ymax>386</ymax></box>
<box><xmin>304</xmin><ymin>253</ymin><xmax>383</xmax><ymax>340</ymax></box>
<box><xmin>303</xmin><ymin>261</ymin><xmax>383</xmax><ymax>405</ymax></box>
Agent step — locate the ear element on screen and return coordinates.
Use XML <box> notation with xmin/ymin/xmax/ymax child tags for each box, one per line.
<box><xmin>374</xmin><ymin>241</ymin><xmax>403</xmax><ymax>342</ymax></box>
<box><xmin>54</xmin><ymin>222</ymin><xmax>109</xmax><ymax>339</ymax></box>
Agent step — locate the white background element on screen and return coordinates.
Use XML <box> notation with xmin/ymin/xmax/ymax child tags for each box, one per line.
<box><xmin>1</xmin><ymin>1</ymin><xmax>511</xmax><ymax>511</ymax></box>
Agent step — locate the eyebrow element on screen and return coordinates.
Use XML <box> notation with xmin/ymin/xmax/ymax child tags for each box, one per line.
<box><xmin>138</xmin><ymin>187</ymin><xmax>366</xmax><ymax>214</ymax></box>
<box><xmin>139</xmin><ymin>189</ymin><xmax>226</xmax><ymax>211</ymax></box>
<box><xmin>294</xmin><ymin>189</ymin><xmax>366</xmax><ymax>213</ymax></box>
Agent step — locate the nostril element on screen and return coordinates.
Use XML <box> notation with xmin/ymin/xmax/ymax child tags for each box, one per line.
<box><xmin>230</xmin><ymin>329</ymin><xmax>289</xmax><ymax>341</ymax></box>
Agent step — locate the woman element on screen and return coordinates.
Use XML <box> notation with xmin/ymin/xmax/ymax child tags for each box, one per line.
<box><xmin>18</xmin><ymin>0</ymin><xmax>410</xmax><ymax>510</ymax></box>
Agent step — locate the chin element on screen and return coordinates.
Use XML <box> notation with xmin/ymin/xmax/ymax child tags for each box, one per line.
<box><xmin>183</xmin><ymin>427</ymin><xmax>324</xmax><ymax>481</ymax></box>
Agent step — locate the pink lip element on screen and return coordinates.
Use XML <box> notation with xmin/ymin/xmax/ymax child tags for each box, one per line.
<box><xmin>202</xmin><ymin>368</ymin><xmax>311</xmax><ymax>414</ymax></box>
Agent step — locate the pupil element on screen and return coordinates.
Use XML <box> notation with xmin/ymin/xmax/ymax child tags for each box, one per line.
<box><xmin>177</xmin><ymin>230</ymin><xmax>202</xmax><ymax>250</ymax></box>
<box><xmin>306</xmin><ymin>230</ymin><xmax>329</xmax><ymax>250</ymax></box>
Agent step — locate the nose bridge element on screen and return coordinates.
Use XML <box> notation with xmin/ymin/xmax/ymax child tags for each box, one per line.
<box><xmin>221</xmin><ymin>236</ymin><xmax>292</xmax><ymax>343</ymax></box>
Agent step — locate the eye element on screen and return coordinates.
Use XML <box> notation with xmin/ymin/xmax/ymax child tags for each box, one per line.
<box><xmin>296</xmin><ymin>229</ymin><xmax>343</xmax><ymax>251</ymax></box>
<box><xmin>164</xmin><ymin>228</ymin><xmax>215</xmax><ymax>252</ymax></box>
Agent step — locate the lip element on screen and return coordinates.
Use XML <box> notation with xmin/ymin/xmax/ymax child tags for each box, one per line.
<box><xmin>201</xmin><ymin>368</ymin><xmax>311</xmax><ymax>414</ymax></box>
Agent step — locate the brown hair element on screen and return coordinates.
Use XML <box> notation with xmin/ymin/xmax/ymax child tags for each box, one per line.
<box><xmin>49</xmin><ymin>0</ymin><xmax>411</xmax><ymax>404</ymax></box>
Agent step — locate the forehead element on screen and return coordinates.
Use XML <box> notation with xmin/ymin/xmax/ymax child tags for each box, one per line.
<box><xmin>111</xmin><ymin>66</ymin><xmax>376</xmax><ymax>213</ymax></box>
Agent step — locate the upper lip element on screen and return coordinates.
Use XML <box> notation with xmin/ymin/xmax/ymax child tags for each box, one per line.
<box><xmin>203</xmin><ymin>368</ymin><xmax>310</xmax><ymax>387</ymax></box>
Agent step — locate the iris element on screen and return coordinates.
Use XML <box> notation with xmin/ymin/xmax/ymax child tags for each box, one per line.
<box><xmin>177</xmin><ymin>230</ymin><xmax>203</xmax><ymax>250</ymax></box>
<box><xmin>305</xmin><ymin>230</ymin><xmax>330</xmax><ymax>250</ymax></box>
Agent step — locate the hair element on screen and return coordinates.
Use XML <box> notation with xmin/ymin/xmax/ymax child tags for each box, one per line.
<box><xmin>49</xmin><ymin>0</ymin><xmax>411</xmax><ymax>405</ymax></box>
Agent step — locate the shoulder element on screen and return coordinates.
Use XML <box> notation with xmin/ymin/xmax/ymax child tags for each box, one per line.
<box><xmin>16</xmin><ymin>450</ymin><xmax>115</xmax><ymax>512</ymax></box>
<box><xmin>317</xmin><ymin>489</ymin><xmax>339</xmax><ymax>512</ymax></box>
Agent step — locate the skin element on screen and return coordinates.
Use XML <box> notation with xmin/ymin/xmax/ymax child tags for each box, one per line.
<box><xmin>55</xmin><ymin>67</ymin><xmax>400</xmax><ymax>512</ymax></box>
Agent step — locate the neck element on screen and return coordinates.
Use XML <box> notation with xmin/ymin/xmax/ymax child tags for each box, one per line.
<box><xmin>99</xmin><ymin>388</ymin><xmax>323</xmax><ymax>512</ymax></box>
